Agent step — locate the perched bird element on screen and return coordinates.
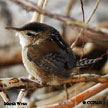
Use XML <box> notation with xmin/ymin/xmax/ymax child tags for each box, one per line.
<box><xmin>6</xmin><ymin>22</ymin><xmax>102</xmax><ymax>85</ymax></box>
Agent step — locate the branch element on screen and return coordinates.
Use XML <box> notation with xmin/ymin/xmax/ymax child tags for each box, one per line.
<box><xmin>71</xmin><ymin>0</ymin><xmax>101</xmax><ymax>48</ymax></box>
<box><xmin>65</xmin><ymin>0</ymin><xmax>75</xmax><ymax>16</ymax></box>
<box><xmin>0</xmin><ymin>90</ymin><xmax>10</xmax><ymax>108</ymax></box>
<box><xmin>0</xmin><ymin>77</ymin><xmax>45</xmax><ymax>90</ymax></box>
<box><xmin>80</xmin><ymin>0</ymin><xmax>85</xmax><ymax>22</ymax></box>
<box><xmin>40</xmin><ymin>0</ymin><xmax>48</xmax><ymax>23</ymax></box>
<box><xmin>86</xmin><ymin>0</ymin><xmax>100</xmax><ymax>24</ymax></box>
<box><xmin>0</xmin><ymin>74</ymin><xmax>108</xmax><ymax>91</ymax></box>
<box><xmin>30</xmin><ymin>0</ymin><xmax>45</xmax><ymax>22</ymax></box>
<box><xmin>16</xmin><ymin>90</ymin><xmax>26</xmax><ymax>108</ymax></box>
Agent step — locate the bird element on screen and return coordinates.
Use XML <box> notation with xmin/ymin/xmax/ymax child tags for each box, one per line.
<box><xmin>5</xmin><ymin>22</ymin><xmax>102</xmax><ymax>86</ymax></box>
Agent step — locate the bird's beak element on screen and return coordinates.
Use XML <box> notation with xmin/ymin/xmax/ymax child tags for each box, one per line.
<box><xmin>5</xmin><ymin>27</ymin><xmax>20</xmax><ymax>31</ymax></box>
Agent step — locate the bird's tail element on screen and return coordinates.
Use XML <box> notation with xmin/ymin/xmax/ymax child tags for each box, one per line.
<box><xmin>76</xmin><ymin>57</ymin><xmax>102</xmax><ymax>68</ymax></box>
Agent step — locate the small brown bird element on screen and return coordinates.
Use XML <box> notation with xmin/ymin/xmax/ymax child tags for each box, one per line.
<box><xmin>6</xmin><ymin>22</ymin><xmax>102</xmax><ymax>85</ymax></box>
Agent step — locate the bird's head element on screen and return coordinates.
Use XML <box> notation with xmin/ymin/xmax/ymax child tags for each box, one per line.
<box><xmin>5</xmin><ymin>22</ymin><xmax>51</xmax><ymax>48</ymax></box>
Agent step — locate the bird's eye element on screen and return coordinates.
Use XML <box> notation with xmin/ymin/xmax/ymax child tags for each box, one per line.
<box><xmin>26</xmin><ymin>32</ymin><xmax>34</xmax><ymax>37</ymax></box>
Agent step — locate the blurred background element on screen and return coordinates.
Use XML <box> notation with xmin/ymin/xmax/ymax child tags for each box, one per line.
<box><xmin>0</xmin><ymin>0</ymin><xmax>108</xmax><ymax>108</ymax></box>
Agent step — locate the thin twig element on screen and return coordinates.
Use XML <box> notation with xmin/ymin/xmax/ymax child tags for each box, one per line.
<box><xmin>0</xmin><ymin>77</ymin><xmax>44</xmax><ymax>90</ymax></box>
<box><xmin>65</xmin><ymin>0</ymin><xmax>75</xmax><ymax>16</ymax></box>
<box><xmin>71</xmin><ymin>0</ymin><xmax>101</xmax><ymax>48</ymax></box>
<box><xmin>30</xmin><ymin>0</ymin><xmax>45</xmax><ymax>22</ymax></box>
<box><xmin>80</xmin><ymin>0</ymin><xmax>85</xmax><ymax>22</ymax></box>
<box><xmin>40</xmin><ymin>0</ymin><xmax>48</xmax><ymax>23</ymax></box>
<box><xmin>79</xmin><ymin>0</ymin><xmax>85</xmax><ymax>57</ymax></box>
<box><xmin>16</xmin><ymin>90</ymin><xmax>26</xmax><ymax>108</ymax></box>
<box><xmin>0</xmin><ymin>90</ymin><xmax>10</xmax><ymax>108</ymax></box>
<box><xmin>86</xmin><ymin>0</ymin><xmax>101</xmax><ymax>24</ymax></box>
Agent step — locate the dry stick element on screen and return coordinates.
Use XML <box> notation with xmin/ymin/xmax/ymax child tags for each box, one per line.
<box><xmin>0</xmin><ymin>77</ymin><xmax>44</xmax><ymax>90</ymax></box>
<box><xmin>40</xmin><ymin>83</ymin><xmax>108</xmax><ymax>108</ymax></box>
<box><xmin>80</xmin><ymin>0</ymin><xmax>85</xmax><ymax>22</ymax></box>
<box><xmin>30</xmin><ymin>0</ymin><xmax>45</xmax><ymax>22</ymax></box>
<box><xmin>40</xmin><ymin>0</ymin><xmax>48</xmax><ymax>23</ymax></box>
<box><xmin>86</xmin><ymin>0</ymin><xmax>101</xmax><ymax>24</ymax></box>
<box><xmin>65</xmin><ymin>0</ymin><xmax>75</xmax><ymax>17</ymax></box>
<box><xmin>0</xmin><ymin>74</ymin><xmax>108</xmax><ymax>91</ymax></box>
<box><xmin>79</xmin><ymin>0</ymin><xmax>85</xmax><ymax>58</ymax></box>
<box><xmin>16</xmin><ymin>90</ymin><xmax>26</xmax><ymax>108</ymax></box>
<box><xmin>0</xmin><ymin>90</ymin><xmax>10</xmax><ymax>108</ymax></box>
<box><xmin>71</xmin><ymin>0</ymin><xmax>101</xmax><ymax>48</ymax></box>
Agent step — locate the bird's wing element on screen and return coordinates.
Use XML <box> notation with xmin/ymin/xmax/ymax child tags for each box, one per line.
<box><xmin>27</xmin><ymin>45</ymin><xmax>72</xmax><ymax>78</ymax></box>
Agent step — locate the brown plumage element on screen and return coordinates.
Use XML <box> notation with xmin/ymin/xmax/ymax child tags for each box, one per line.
<box><xmin>6</xmin><ymin>22</ymin><xmax>102</xmax><ymax>85</ymax></box>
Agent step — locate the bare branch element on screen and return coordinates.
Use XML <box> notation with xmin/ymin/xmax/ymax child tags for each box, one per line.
<box><xmin>80</xmin><ymin>0</ymin><xmax>85</xmax><ymax>22</ymax></box>
<box><xmin>31</xmin><ymin>0</ymin><xmax>45</xmax><ymax>22</ymax></box>
<box><xmin>71</xmin><ymin>0</ymin><xmax>101</xmax><ymax>48</ymax></box>
<box><xmin>0</xmin><ymin>74</ymin><xmax>108</xmax><ymax>91</ymax></box>
<box><xmin>16</xmin><ymin>90</ymin><xmax>26</xmax><ymax>108</ymax></box>
<box><xmin>40</xmin><ymin>0</ymin><xmax>48</xmax><ymax>23</ymax></box>
<box><xmin>0</xmin><ymin>90</ymin><xmax>10</xmax><ymax>108</ymax></box>
<box><xmin>86</xmin><ymin>0</ymin><xmax>101</xmax><ymax>24</ymax></box>
<box><xmin>0</xmin><ymin>77</ymin><xmax>44</xmax><ymax>90</ymax></box>
<box><xmin>65</xmin><ymin>0</ymin><xmax>75</xmax><ymax>16</ymax></box>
